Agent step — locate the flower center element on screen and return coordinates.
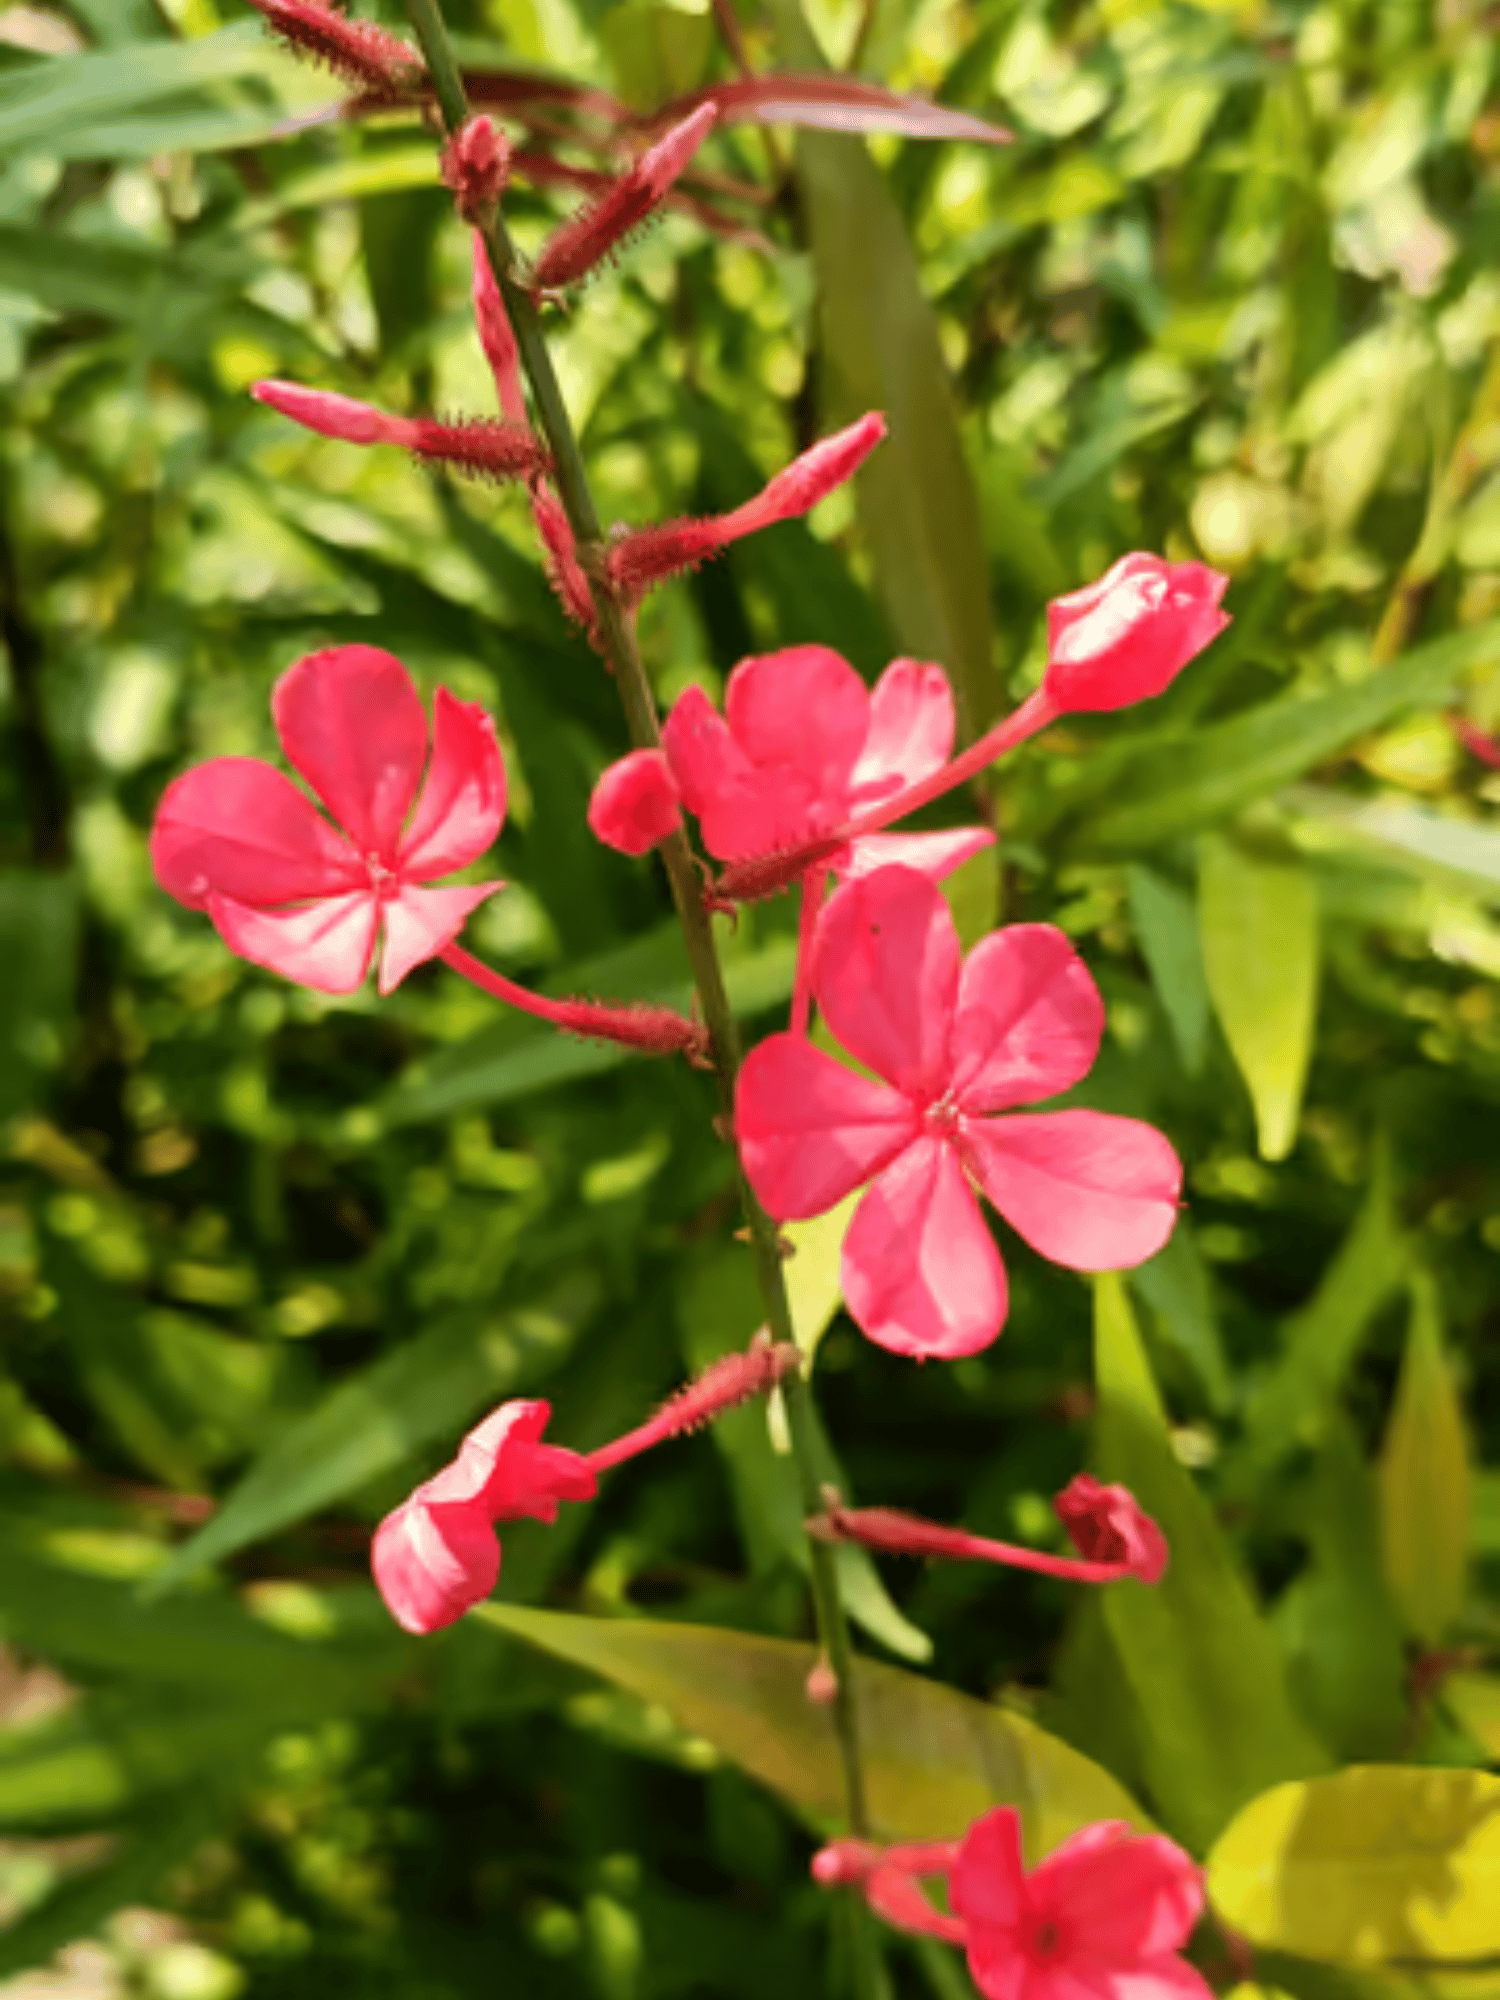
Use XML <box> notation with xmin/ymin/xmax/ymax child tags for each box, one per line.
<box><xmin>923</xmin><ymin>1094</ymin><xmax>962</xmax><ymax>1139</ymax></box>
<box><xmin>365</xmin><ymin>853</ymin><xmax>398</xmax><ymax>901</ymax></box>
<box><xmin>1030</xmin><ymin>1919</ymin><xmax>1063</xmax><ymax>1960</ymax></box>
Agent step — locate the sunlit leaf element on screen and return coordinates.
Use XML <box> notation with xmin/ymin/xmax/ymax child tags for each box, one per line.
<box><xmin>1378</xmin><ymin>1273</ymin><xmax>1472</xmax><ymax>1645</ymax></box>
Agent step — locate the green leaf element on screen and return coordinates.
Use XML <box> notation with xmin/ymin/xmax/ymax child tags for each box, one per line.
<box><xmin>477</xmin><ymin>1603</ymin><xmax>1144</xmax><ymax>1854</ymax></box>
<box><xmin>149</xmin><ymin>1280</ymin><xmax>597</xmax><ymax>1589</ymax></box>
<box><xmin>1226</xmin><ymin>1155</ymin><xmax>1410</xmax><ymax>1496</ymax></box>
<box><xmin>0</xmin><ymin>868</ymin><xmax>78</xmax><ymax>1121</ymax></box>
<box><xmin>1445</xmin><ymin>1675</ymin><xmax>1500</xmax><ymax>1761</ymax></box>
<box><xmin>1093</xmin><ymin>1274</ymin><xmax>1329</xmax><ymax>1852</ymax></box>
<box><xmin>781</xmin><ymin>1191</ymin><xmax>860</xmax><ymax>1370</ymax></box>
<box><xmin>1378</xmin><ymin>1273</ymin><xmax>1472</xmax><ymax>1645</ymax></box>
<box><xmin>1126</xmin><ymin>864</ymin><xmax>1210</xmax><ymax>1074</ymax></box>
<box><xmin>1069</xmin><ymin>619</ymin><xmax>1500</xmax><ymax>855</ymax></box>
<box><xmin>1129</xmin><ymin>1222</ymin><xmax>1232</xmax><ymax>1414</ymax></box>
<box><xmin>1205</xmin><ymin>1766</ymin><xmax>1500</xmax><ymax>1964</ymax></box>
<box><xmin>1199</xmin><ymin>835</ymin><xmax>1319</xmax><ymax>1160</ymax></box>
<box><xmin>767</xmin><ymin>0</ymin><xmax>998</xmax><ymax>739</ymax></box>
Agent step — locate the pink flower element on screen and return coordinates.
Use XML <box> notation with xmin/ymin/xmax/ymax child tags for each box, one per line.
<box><xmin>815</xmin><ymin>1811</ymin><xmax>1208</xmax><ymax>2000</ymax></box>
<box><xmin>588</xmin><ymin>748</ymin><xmax>683</xmax><ymax>855</ymax></box>
<box><xmin>659</xmin><ymin>649</ymin><xmax>992</xmax><ymax>886</ymax></box>
<box><xmin>372</xmin><ymin>1400</ymin><xmax>596</xmax><ymax>1634</ymax></box>
<box><xmin>950</xmin><ymin>1809</ymin><xmax>1209</xmax><ymax>2000</ymax></box>
<box><xmin>151</xmin><ymin>645</ymin><xmax>506</xmax><ymax>996</ymax></box>
<box><xmin>736</xmin><ymin>867</ymin><xmax>1181</xmax><ymax>1358</ymax></box>
<box><xmin>1054</xmin><ymin>1472</ymin><xmax>1168</xmax><ymax>1584</ymax></box>
<box><xmin>1043</xmin><ymin>554</ymin><xmax>1230</xmax><ymax>715</ymax></box>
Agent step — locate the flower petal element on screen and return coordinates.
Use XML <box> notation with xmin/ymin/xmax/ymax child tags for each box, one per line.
<box><xmin>587</xmin><ymin>748</ymin><xmax>682</xmax><ymax>855</ymax></box>
<box><xmin>208</xmin><ymin>889</ymin><xmax>378</xmax><ymax>995</ymax></box>
<box><xmin>151</xmin><ymin>758</ymin><xmax>361</xmax><ymax>910</ymax></box>
<box><xmin>272</xmin><ymin>645</ymin><xmax>429</xmax><ymax>859</ymax></box>
<box><xmin>1043</xmin><ymin>554</ymin><xmax>1229</xmax><ymax>716</ymax></box>
<box><xmin>725</xmin><ymin>645</ymin><xmax>869</xmax><ymax>798</ymax></box>
<box><xmin>950</xmin><ymin>925</ymin><xmax>1105</xmax><ymax>1113</ymax></box>
<box><xmin>736</xmin><ymin>1034</ymin><xmax>916</xmax><ymax>1220</ymax></box>
<box><xmin>841</xmin><ymin>827</ymin><xmax>994</xmax><ymax>884</ymax></box>
<box><xmin>964</xmin><ymin>1112</ymin><xmax>1181</xmax><ymax>1270</ymax></box>
<box><xmin>842</xmin><ymin>1137</ymin><xmax>1008</xmax><ymax>1357</ymax></box>
<box><xmin>378</xmin><ymin>881</ymin><xmax>502</xmax><ymax>994</ymax></box>
<box><xmin>371</xmin><ymin>1493</ymin><xmax>499</xmax><ymax>1634</ymax></box>
<box><xmin>397</xmin><ymin>687</ymin><xmax>507</xmax><ymax>879</ymax></box>
<box><xmin>850</xmin><ymin>659</ymin><xmax>955</xmax><ymax>793</ymax></box>
<box><xmin>426</xmin><ymin>1397</ymin><xmax>597</xmax><ymax>1523</ymax></box>
<box><xmin>814</xmin><ymin>867</ymin><xmax>960</xmax><ymax>1099</ymax></box>
<box><xmin>1032</xmin><ymin>1825</ymin><xmax>1203</xmax><ymax>1963</ymax></box>
<box><xmin>951</xmin><ymin>1806</ymin><xmax>1029</xmax><ymax>1932</ymax></box>
<box><xmin>662</xmin><ymin>685</ymin><xmax>802</xmax><ymax>858</ymax></box>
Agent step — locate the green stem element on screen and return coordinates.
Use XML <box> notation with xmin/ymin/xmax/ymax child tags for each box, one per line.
<box><xmin>402</xmin><ymin>0</ymin><xmax>873</xmax><ymax>1856</ymax></box>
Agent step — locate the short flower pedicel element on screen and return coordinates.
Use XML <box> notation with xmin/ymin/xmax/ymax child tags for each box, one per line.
<box><xmin>736</xmin><ymin>866</ymin><xmax>1181</xmax><ymax>1357</ymax></box>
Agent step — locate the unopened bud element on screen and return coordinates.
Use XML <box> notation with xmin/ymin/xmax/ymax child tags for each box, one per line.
<box><xmin>804</xmin><ymin>1656</ymin><xmax>839</xmax><ymax>1706</ymax></box>
<box><xmin>252</xmin><ymin>378</ymin><xmax>396</xmax><ymax>445</ymax></box>
<box><xmin>408</xmin><ymin>416</ymin><xmax>551</xmax><ymax>484</ymax></box>
<box><xmin>531</xmin><ymin>103</ymin><xmax>717</xmax><ymax>293</ymax></box>
<box><xmin>245</xmin><ymin>0</ymin><xmax>416</xmax><ymax>99</ymax></box>
<box><xmin>442</xmin><ymin>116</ymin><xmax>510</xmax><ymax>222</ymax></box>
<box><xmin>531</xmin><ymin>483</ymin><xmax>598</xmax><ymax>631</ymax></box>
<box><xmin>471</xmin><ymin>235</ymin><xmax>526</xmax><ymax>424</ymax></box>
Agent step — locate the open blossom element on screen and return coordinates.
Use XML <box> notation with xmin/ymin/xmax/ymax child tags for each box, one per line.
<box><xmin>816</xmin><ymin>1808</ymin><xmax>1208</xmax><ymax>2000</ymax></box>
<box><xmin>736</xmin><ymin>867</ymin><xmax>1181</xmax><ymax>1358</ymax></box>
<box><xmin>151</xmin><ymin>645</ymin><xmax>505</xmax><ymax>996</ymax></box>
<box><xmin>1043</xmin><ymin>554</ymin><xmax>1229</xmax><ymax>715</ymax></box>
<box><xmin>373</xmin><ymin>1401</ymin><xmax>596</xmax><ymax>1635</ymax></box>
<box><xmin>639</xmin><ymin>648</ymin><xmax>991</xmax><ymax>885</ymax></box>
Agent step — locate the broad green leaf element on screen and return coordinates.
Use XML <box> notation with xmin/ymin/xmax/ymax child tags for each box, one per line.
<box><xmin>767</xmin><ymin>0</ymin><xmax>998</xmax><ymax>739</ymax></box>
<box><xmin>1129</xmin><ymin>1222</ymin><xmax>1232</xmax><ymax>1413</ymax></box>
<box><xmin>1198</xmin><ymin>835</ymin><xmax>1319</xmax><ymax>1160</ymax></box>
<box><xmin>1378</xmin><ymin>1273</ymin><xmax>1472</xmax><ymax>1644</ymax></box>
<box><xmin>1273</xmin><ymin>1418</ymin><xmax>1406</xmax><ymax>1761</ymax></box>
<box><xmin>1070</xmin><ymin>619</ymin><xmax>1500</xmax><ymax>855</ymax></box>
<box><xmin>1475</xmin><ymin>1471</ymin><xmax>1500</xmax><ymax>1555</ymax></box>
<box><xmin>1227</xmin><ymin>1154</ymin><xmax>1409</xmax><ymax>1494</ymax></box>
<box><xmin>782</xmin><ymin>1191</ymin><xmax>860</xmax><ymax>1369</ymax></box>
<box><xmin>149</xmin><ymin>1280</ymin><xmax>597</xmax><ymax>1588</ymax></box>
<box><xmin>601</xmin><ymin>0</ymin><xmax>713</xmax><ymax>106</ymax></box>
<box><xmin>1126</xmin><ymin>864</ymin><xmax>1211</xmax><ymax>1074</ymax></box>
<box><xmin>1093</xmin><ymin>1274</ymin><xmax>1328</xmax><ymax>1852</ymax></box>
<box><xmin>1206</xmin><ymin>1766</ymin><xmax>1500</xmax><ymax>1964</ymax></box>
<box><xmin>1445</xmin><ymin>1675</ymin><xmax>1500</xmax><ymax>1760</ymax></box>
<box><xmin>478</xmin><ymin>1603</ymin><xmax>1144</xmax><ymax>1855</ymax></box>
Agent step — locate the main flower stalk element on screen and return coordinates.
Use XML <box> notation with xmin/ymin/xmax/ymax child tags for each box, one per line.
<box><xmin>400</xmin><ymin>0</ymin><xmax>875</xmax><ymax>1907</ymax></box>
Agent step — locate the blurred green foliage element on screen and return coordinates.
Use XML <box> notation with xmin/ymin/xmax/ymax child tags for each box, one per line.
<box><xmin>0</xmin><ymin>0</ymin><xmax>1497</xmax><ymax>1989</ymax></box>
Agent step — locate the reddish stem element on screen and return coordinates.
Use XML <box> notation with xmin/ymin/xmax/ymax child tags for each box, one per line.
<box><xmin>808</xmin><ymin>1503</ymin><xmax>1144</xmax><ymax>1584</ymax></box>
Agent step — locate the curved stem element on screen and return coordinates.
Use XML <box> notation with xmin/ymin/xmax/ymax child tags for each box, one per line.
<box><xmin>403</xmin><ymin>0</ymin><xmax>873</xmax><ymax>1865</ymax></box>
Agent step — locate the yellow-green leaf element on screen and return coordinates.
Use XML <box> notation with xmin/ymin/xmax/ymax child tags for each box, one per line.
<box><xmin>477</xmin><ymin>1604</ymin><xmax>1144</xmax><ymax>1857</ymax></box>
<box><xmin>781</xmin><ymin>1191</ymin><xmax>859</xmax><ymax>1369</ymax></box>
<box><xmin>1378</xmin><ymin>1273</ymin><xmax>1472</xmax><ymax>1644</ymax></box>
<box><xmin>1206</xmin><ymin>1766</ymin><xmax>1500</xmax><ymax>1964</ymax></box>
<box><xmin>1198</xmin><ymin>835</ymin><xmax>1319</xmax><ymax>1160</ymax></box>
<box><xmin>1445</xmin><ymin>1674</ymin><xmax>1500</xmax><ymax>1760</ymax></box>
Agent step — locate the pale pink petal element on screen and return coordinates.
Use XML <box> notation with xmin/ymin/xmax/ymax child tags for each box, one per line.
<box><xmin>736</xmin><ymin>1035</ymin><xmax>917</xmax><ymax>1220</ymax></box>
<box><xmin>378</xmin><ymin>881</ymin><xmax>502</xmax><ymax>994</ymax></box>
<box><xmin>963</xmin><ymin>1112</ymin><xmax>1181</xmax><ymax>1270</ymax></box>
<box><xmin>866</xmin><ymin>1866</ymin><xmax>967</xmax><ymax>1944</ymax></box>
<box><xmin>371</xmin><ymin>1494</ymin><xmax>499</xmax><ymax>1633</ymax></box>
<box><xmin>813</xmin><ymin>867</ymin><xmax>960</xmax><ymax>1099</ymax></box>
<box><xmin>850</xmin><ymin>659</ymin><xmax>955</xmax><ymax>793</ymax></box>
<box><xmin>397</xmin><ymin>688</ymin><xmax>507</xmax><ymax>879</ymax></box>
<box><xmin>428</xmin><ymin>1398</ymin><xmax>597</xmax><ymax>1523</ymax></box>
<box><xmin>962</xmin><ymin>1938</ymin><xmax>1032</xmax><ymax>2000</ymax></box>
<box><xmin>208</xmin><ymin>889</ymin><xmax>378</xmax><ymax>995</ymax></box>
<box><xmin>950</xmin><ymin>926</ymin><xmax>1105</xmax><ymax>1113</ymax></box>
<box><xmin>951</xmin><ymin>1807</ymin><xmax>1029</xmax><ymax>1932</ymax></box>
<box><xmin>1043</xmin><ymin>555</ymin><xmax>1229</xmax><ymax>716</ymax></box>
<box><xmin>1034</xmin><ymin>1828</ymin><xmax>1202</xmax><ymax>1964</ymax></box>
<box><xmin>272</xmin><ymin>645</ymin><xmax>429</xmax><ymax>860</ymax></box>
<box><xmin>725</xmin><ymin>646</ymin><xmax>869</xmax><ymax>797</ymax></box>
<box><xmin>1100</xmin><ymin>1960</ymin><xmax>1215</xmax><ymax>2000</ymax></box>
<box><xmin>840</xmin><ymin>827</ymin><xmax>994</xmax><ymax>884</ymax></box>
<box><xmin>662</xmin><ymin>685</ymin><xmax>802</xmax><ymax>858</ymax></box>
<box><xmin>842</xmin><ymin>1138</ymin><xmax>1008</xmax><ymax>1358</ymax></box>
<box><xmin>587</xmin><ymin>748</ymin><xmax>682</xmax><ymax>855</ymax></box>
<box><xmin>151</xmin><ymin>758</ymin><xmax>361</xmax><ymax>910</ymax></box>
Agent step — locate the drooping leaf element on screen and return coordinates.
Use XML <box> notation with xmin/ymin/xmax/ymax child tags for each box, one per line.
<box><xmin>1378</xmin><ymin>1272</ymin><xmax>1472</xmax><ymax>1645</ymax></box>
<box><xmin>647</xmin><ymin>72</ymin><xmax>1012</xmax><ymax>145</ymax></box>
<box><xmin>477</xmin><ymin>1602</ymin><xmax>1144</xmax><ymax>1854</ymax></box>
<box><xmin>1126</xmin><ymin>864</ymin><xmax>1211</xmax><ymax>1075</ymax></box>
<box><xmin>148</xmin><ymin>1280</ymin><xmax>597</xmax><ymax>1589</ymax></box>
<box><xmin>1129</xmin><ymin>1222</ymin><xmax>1232</xmax><ymax>1414</ymax></box>
<box><xmin>1093</xmin><ymin>1274</ymin><xmax>1329</xmax><ymax>1853</ymax></box>
<box><xmin>1198</xmin><ymin>834</ymin><xmax>1319</xmax><ymax>1161</ymax></box>
<box><xmin>1445</xmin><ymin>1675</ymin><xmax>1500</xmax><ymax>1760</ymax></box>
<box><xmin>1205</xmin><ymin>1766</ymin><xmax>1500</xmax><ymax>1964</ymax></box>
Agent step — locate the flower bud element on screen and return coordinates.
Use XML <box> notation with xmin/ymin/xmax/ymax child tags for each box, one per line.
<box><xmin>531</xmin><ymin>103</ymin><xmax>717</xmax><ymax>293</ymax></box>
<box><xmin>442</xmin><ymin>116</ymin><xmax>510</xmax><ymax>222</ymax></box>
<box><xmin>1053</xmin><ymin>1472</ymin><xmax>1168</xmax><ymax>1584</ymax></box>
<box><xmin>245</xmin><ymin>0</ymin><xmax>415</xmax><ymax>99</ymax></box>
<box><xmin>588</xmin><ymin>749</ymin><xmax>682</xmax><ymax>855</ymax></box>
<box><xmin>1042</xmin><ymin>553</ymin><xmax>1230</xmax><ymax>714</ymax></box>
<box><xmin>471</xmin><ymin>235</ymin><xmax>527</xmax><ymax>424</ymax></box>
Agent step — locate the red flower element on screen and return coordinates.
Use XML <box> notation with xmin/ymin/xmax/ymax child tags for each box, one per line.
<box><xmin>736</xmin><ymin>868</ymin><xmax>1180</xmax><ymax>1357</ymax></box>
<box><xmin>656</xmin><ymin>648</ymin><xmax>991</xmax><ymax>885</ymax></box>
<box><xmin>151</xmin><ymin>645</ymin><xmax>505</xmax><ymax>995</ymax></box>
<box><xmin>1054</xmin><ymin>1472</ymin><xmax>1168</xmax><ymax>1583</ymax></box>
<box><xmin>587</xmin><ymin>748</ymin><xmax>683</xmax><ymax>855</ymax></box>
<box><xmin>1043</xmin><ymin>554</ymin><xmax>1229</xmax><ymax>715</ymax></box>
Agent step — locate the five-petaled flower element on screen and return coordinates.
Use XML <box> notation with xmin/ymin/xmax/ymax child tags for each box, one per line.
<box><xmin>651</xmin><ymin>647</ymin><xmax>991</xmax><ymax>885</ymax></box>
<box><xmin>736</xmin><ymin>866</ymin><xmax>1181</xmax><ymax>1358</ymax></box>
<box><xmin>151</xmin><ymin>644</ymin><xmax>505</xmax><ymax>995</ymax></box>
<box><xmin>814</xmin><ymin>1806</ymin><xmax>1209</xmax><ymax>2000</ymax></box>
<box><xmin>373</xmin><ymin>1400</ymin><xmax>596</xmax><ymax>1635</ymax></box>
